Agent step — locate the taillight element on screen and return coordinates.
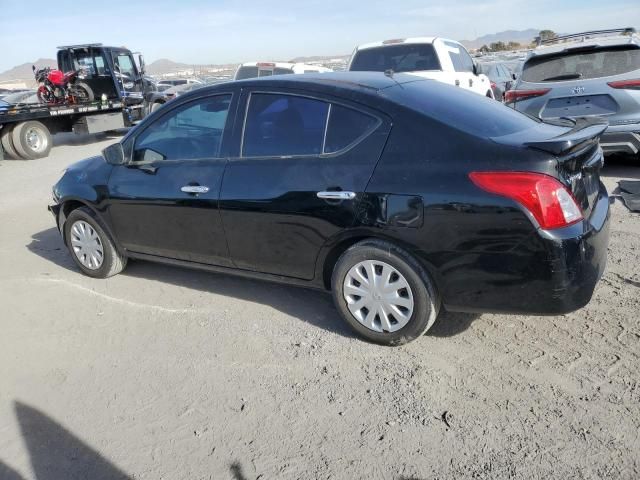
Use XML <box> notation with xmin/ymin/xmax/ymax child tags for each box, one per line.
<box><xmin>469</xmin><ymin>172</ymin><xmax>583</xmax><ymax>230</ymax></box>
<box><xmin>504</xmin><ymin>88</ymin><xmax>551</xmax><ymax>104</ymax></box>
<box><xmin>607</xmin><ymin>79</ymin><xmax>640</xmax><ymax>90</ymax></box>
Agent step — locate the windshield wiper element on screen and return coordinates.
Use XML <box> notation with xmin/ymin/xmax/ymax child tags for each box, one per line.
<box><xmin>542</xmin><ymin>73</ymin><xmax>583</xmax><ymax>81</ymax></box>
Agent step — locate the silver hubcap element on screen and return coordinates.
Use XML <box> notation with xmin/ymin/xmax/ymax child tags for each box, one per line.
<box><xmin>343</xmin><ymin>260</ymin><xmax>414</xmax><ymax>333</ymax></box>
<box><xmin>70</xmin><ymin>220</ymin><xmax>104</xmax><ymax>270</ymax></box>
<box><xmin>25</xmin><ymin>127</ymin><xmax>47</xmax><ymax>153</ymax></box>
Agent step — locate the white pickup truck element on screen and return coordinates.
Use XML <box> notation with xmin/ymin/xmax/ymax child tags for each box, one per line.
<box><xmin>348</xmin><ymin>37</ymin><xmax>493</xmax><ymax>98</ymax></box>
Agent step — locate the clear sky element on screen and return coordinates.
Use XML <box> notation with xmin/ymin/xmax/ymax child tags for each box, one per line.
<box><xmin>0</xmin><ymin>0</ymin><xmax>639</xmax><ymax>71</ymax></box>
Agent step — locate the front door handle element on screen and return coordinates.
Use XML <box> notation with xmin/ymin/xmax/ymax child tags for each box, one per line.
<box><xmin>181</xmin><ymin>185</ymin><xmax>210</xmax><ymax>194</ymax></box>
<box><xmin>317</xmin><ymin>191</ymin><xmax>356</xmax><ymax>200</ymax></box>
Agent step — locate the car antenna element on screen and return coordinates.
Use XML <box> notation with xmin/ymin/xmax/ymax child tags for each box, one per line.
<box><xmin>384</xmin><ymin>69</ymin><xmax>404</xmax><ymax>88</ymax></box>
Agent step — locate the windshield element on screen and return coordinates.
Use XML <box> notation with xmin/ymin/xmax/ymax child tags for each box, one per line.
<box><xmin>522</xmin><ymin>46</ymin><xmax>640</xmax><ymax>82</ymax></box>
<box><xmin>350</xmin><ymin>44</ymin><xmax>441</xmax><ymax>73</ymax></box>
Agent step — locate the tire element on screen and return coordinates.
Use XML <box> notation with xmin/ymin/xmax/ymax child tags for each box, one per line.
<box><xmin>11</xmin><ymin>121</ymin><xmax>52</xmax><ymax>160</ymax></box>
<box><xmin>331</xmin><ymin>239</ymin><xmax>440</xmax><ymax>346</ymax></box>
<box><xmin>64</xmin><ymin>207</ymin><xmax>127</xmax><ymax>278</ymax></box>
<box><xmin>72</xmin><ymin>82</ymin><xmax>94</xmax><ymax>102</ymax></box>
<box><xmin>1</xmin><ymin>125</ymin><xmax>20</xmax><ymax>159</ymax></box>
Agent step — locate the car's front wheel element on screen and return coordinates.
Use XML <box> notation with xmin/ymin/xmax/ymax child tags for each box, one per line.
<box><xmin>331</xmin><ymin>239</ymin><xmax>440</xmax><ymax>345</ymax></box>
<box><xmin>64</xmin><ymin>207</ymin><xmax>127</xmax><ymax>278</ymax></box>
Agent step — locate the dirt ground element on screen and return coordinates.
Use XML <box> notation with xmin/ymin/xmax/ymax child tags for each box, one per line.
<box><xmin>0</xmin><ymin>133</ymin><xmax>639</xmax><ymax>480</ymax></box>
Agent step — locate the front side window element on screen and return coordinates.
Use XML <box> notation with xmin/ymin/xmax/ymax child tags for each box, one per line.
<box><xmin>115</xmin><ymin>55</ymin><xmax>136</xmax><ymax>80</ymax></box>
<box><xmin>133</xmin><ymin>94</ymin><xmax>232</xmax><ymax>162</ymax></box>
<box><xmin>243</xmin><ymin>93</ymin><xmax>329</xmax><ymax>157</ymax></box>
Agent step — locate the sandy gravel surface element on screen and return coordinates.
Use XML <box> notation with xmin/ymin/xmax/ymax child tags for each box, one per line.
<box><xmin>0</xmin><ymin>134</ymin><xmax>639</xmax><ymax>480</ymax></box>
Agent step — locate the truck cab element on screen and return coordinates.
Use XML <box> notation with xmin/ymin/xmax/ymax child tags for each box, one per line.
<box><xmin>56</xmin><ymin>44</ymin><xmax>151</xmax><ymax>108</ymax></box>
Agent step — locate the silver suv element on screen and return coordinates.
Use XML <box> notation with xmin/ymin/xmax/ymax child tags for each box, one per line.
<box><xmin>507</xmin><ymin>28</ymin><xmax>640</xmax><ymax>156</ymax></box>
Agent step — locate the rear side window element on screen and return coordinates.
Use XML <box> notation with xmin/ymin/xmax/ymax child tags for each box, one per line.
<box><xmin>243</xmin><ymin>93</ymin><xmax>329</xmax><ymax>157</ymax></box>
<box><xmin>445</xmin><ymin>42</ymin><xmax>475</xmax><ymax>73</ymax></box>
<box><xmin>522</xmin><ymin>47</ymin><xmax>640</xmax><ymax>82</ymax></box>
<box><xmin>350</xmin><ymin>44</ymin><xmax>441</xmax><ymax>73</ymax></box>
<box><xmin>324</xmin><ymin>105</ymin><xmax>378</xmax><ymax>153</ymax></box>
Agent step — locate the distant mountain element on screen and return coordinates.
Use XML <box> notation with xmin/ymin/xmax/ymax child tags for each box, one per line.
<box><xmin>0</xmin><ymin>58</ymin><xmax>57</xmax><ymax>82</ymax></box>
<box><xmin>145</xmin><ymin>58</ymin><xmax>191</xmax><ymax>75</ymax></box>
<box><xmin>460</xmin><ymin>29</ymin><xmax>540</xmax><ymax>49</ymax></box>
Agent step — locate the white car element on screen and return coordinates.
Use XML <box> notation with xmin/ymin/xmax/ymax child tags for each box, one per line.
<box><xmin>348</xmin><ymin>37</ymin><xmax>493</xmax><ymax>98</ymax></box>
<box><xmin>234</xmin><ymin>62</ymin><xmax>332</xmax><ymax>80</ymax></box>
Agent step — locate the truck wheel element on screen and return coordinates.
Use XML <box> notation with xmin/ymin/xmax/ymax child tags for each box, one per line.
<box><xmin>1</xmin><ymin>125</ymin><xmax>20</xmax><ymax>159</ymax></box>
<box><xmin>11</xmin><ymin>121</ymin><xmax>52</xmax><ymax>160</ymax></box>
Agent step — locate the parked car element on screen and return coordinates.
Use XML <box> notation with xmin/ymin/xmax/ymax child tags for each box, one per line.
<box><xmin>146</xmin><ymin>83</ymin><xmax>206</xmax><ymax>113</ymax></box>
<box><xmin>506</xmin><ymin>28</ymin><xmax>640</xmax><ymax>156</ymax></box>
<box><xmin>49</xmin><ymin>72</ymin><xmax>610</xmax><ymax>345</ymax></box>
<box><xmin>480</xmin><ymin>62</ymin><xmax>515</xmax><ymax>101</ymax></box>
<box><xmin>348</xmin><ymin>37</ymin><xmax>493</xmax><ymax>97</ymax></box>
<box><xmin>234</xmin><ymin>62</ymin><xmax>332</xmax><ymax>80</ymax></box>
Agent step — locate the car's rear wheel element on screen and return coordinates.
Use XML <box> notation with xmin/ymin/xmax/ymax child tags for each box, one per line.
<box><xmin>331</xmin><ymin>239</ymin><xmax>440</xmax><ymax>345</ymax></box>
<box><xmin>64</xmin><ymin>207</ymin><xmax>127</xmax><ymax>278</ymax></box>
<box><xmin>11</xmin><ymin>121</ymin><xmax>52</xmax><ymax>159</ymax></box>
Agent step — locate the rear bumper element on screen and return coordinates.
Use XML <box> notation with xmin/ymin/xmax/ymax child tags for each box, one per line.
<box><xmin>442</xmin><ymin>184</ymin><xmax>610</xmax><ymax>315</ymax></box>
<box><xmin>600</xmin><ymin>129</ymin><xmax>640</xmax><ymax>155</ymax></box>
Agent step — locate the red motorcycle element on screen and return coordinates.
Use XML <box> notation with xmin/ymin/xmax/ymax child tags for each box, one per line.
<box><xmin>33</xmin><ymin>65</ymin><xmax>94</xmax><ymax>104</ymax></box>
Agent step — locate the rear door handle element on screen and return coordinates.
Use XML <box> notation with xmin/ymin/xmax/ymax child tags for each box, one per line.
<box><xmin>181</xmin><ymin>185</ymin><xmax>210</xmax><ymax>194</ymax></box>
<box><xmin>317</xmin><ymin>191</ymin><xmax>356</xmax><ymax>200</ymax></box>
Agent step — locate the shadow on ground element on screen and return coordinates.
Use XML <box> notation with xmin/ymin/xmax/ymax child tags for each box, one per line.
<box><xmin>27</xmin><ymin>227</ymin><xmax>478</xmax><ymax>339</ymax></box>
<box><xmin>0</xmin><ymin>402</ymin><xmax>129</xmax><ymax>480</ymax></box>
<box><xmin>52</xmin><ymin>130</ymin><xmax>127</xmax><ymax>148</ymax></box>
<box><xmin>601</xmin><ymin>154</ymin><xmax>640</xmax><ymax>180</ymax></box>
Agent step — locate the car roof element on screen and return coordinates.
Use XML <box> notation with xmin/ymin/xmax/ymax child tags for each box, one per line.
<box><xmin>220</xmin><ymin>71</ymin><xmax>426</xmax><ymax>93</ymax></box>
<box><xmin>355</xmin><ymin>36</ymin><xmax>457</xmax><ymax>50</ymax></box>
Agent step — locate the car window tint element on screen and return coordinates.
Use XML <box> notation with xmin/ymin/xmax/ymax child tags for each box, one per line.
<box><xmin>133</xmin><ymin>94</ymin><xmax>231</xmax><ymax>162</ymax></box>
<box><xmin>324</xmin><ymin>105</ymin><xmax>378</xmax><ymax>153</ymax></box>
<box><xmin>522</xmin><ymin>47</ymin><xmax>640</xmax><ymax>82</ymax></box>
<box><xmin>350</xmin><ymin>44</ymin><xmax>441</xmax><ymax>72</ymax></box>
<box><xmin>243</xmin><ymin>93</ymin><xmax>329</xmax><ymax>157</ymax></box>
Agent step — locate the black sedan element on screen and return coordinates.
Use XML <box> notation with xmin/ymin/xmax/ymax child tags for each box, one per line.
<box><xmin>49</xmin><ymin>72</ymin><xmax>610</xmax><ymax>345</ymax></box>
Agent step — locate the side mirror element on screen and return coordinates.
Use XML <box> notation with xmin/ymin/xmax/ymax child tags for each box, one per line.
<box><xmin>473</xmin><ymin>61</ymin><xmax>483</xmax><ymax>75</ymax></box>
<box><xmin>512</xmin><ymin>73</ymin><xmax>517</xmax><ymax>81</ymax></box>
<box><xmin>102</xmin><ymin>143</ymin><xmax>125</xmax><ymax>165</ymax></box>
<box><xmin>138</xmin><ymin>54</ymin><xmax>146</xmax><ymax>75</ymax></box>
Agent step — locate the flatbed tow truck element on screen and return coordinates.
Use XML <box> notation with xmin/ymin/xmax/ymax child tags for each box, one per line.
<box><xmin>0</xmin><ymin>43</ymin><xmax>151</xmax><ymax>160</ymax></box>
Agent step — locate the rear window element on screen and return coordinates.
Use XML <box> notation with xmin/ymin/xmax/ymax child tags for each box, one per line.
<box><xmin>395</xmin><ymin>81</ymin><xmax>541</xmax><ymax>137</ymax></box>
<box><xmin>522</xmin><ymin>47</ymin><xmax>640</xmax><ymax>82</ymax></box>
<box><xmin>350</xmin><ymin>44</ymin><xmax>441</xmax><ymax>73</ymax></box>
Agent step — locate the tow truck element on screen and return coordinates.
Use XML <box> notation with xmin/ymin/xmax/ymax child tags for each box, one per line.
<box><xmin>0</xmin><ymin>44</ymin><xmax>152</xmax><ymax>160</ymax></box>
